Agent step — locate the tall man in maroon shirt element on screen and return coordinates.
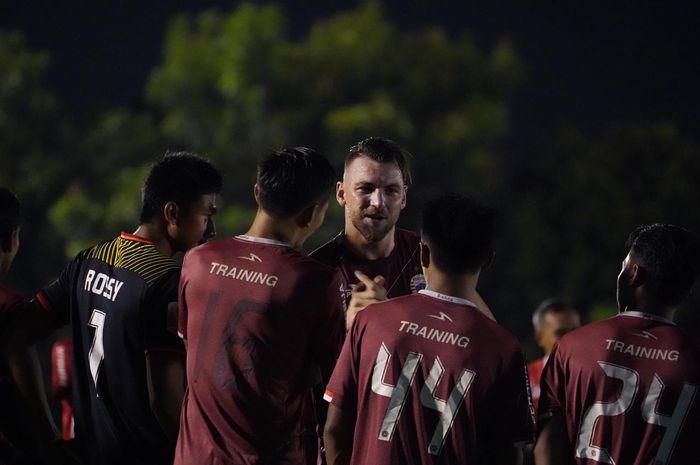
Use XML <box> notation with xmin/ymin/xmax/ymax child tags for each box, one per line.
<box><xmin>323</xmin><ymin>194</ymin><xmax>533</xmax><ymax>465</ymax></box>
<box><xmin>535</xmin><ymin>224</ymin><xmax>700</xmax><ymax>465</ymax></box>
<box><xmin>175</xmin><ymin>147</ymin><xmax>345</xmax><ymax>465</ymax></box>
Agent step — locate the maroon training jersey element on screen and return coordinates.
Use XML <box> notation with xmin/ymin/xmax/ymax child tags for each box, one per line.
<box><xmin>324</xmin><ymin>290</ymin><xmax>533</xmax><ymax>465</ymax></box>
<box><xmin>310</xmin><ymin>229</ymin><xmax>425</xmax><ymax>311</ymax></box>
<box><xmin>539</xmin><ymin>311</ymin><xmax>700</xmax><ymax>465</ymax></box>
<box><xmin>175</xmin><ymin>235</ymin><xmax>345</xmax><ymax>465</ymax></box>
<box><xmin>0</xmin><ymin>286</ymin><xmax>24</xmax><ymax>379</ymax></box>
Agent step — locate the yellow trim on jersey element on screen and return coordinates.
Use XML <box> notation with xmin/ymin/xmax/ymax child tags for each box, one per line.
<box><xmin>87</xmin><ymin>236</ymin><xmax>179</xmax><ymax>284</ymax></box>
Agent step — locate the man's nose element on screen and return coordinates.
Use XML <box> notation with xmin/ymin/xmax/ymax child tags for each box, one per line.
<box><xmin>369</xmin><ymin>189</ymin><xmax>384</xmax><ymax>207</ymax></box>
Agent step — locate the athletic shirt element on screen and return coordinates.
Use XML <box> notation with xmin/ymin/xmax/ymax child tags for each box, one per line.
<box><xmin>311</xmin><ymin>229</ymin><xmax>426</xmax><ymax>312</ymax></box>
<box><xmin>539</xmin><ymin>311</ymin><xmax>700</xmax><ymax>465</ymax></box>
<box><xmin>175</xmin><ymin>236</ymin><xmax>344</xmax><ymax>465</ymax></box>
<box><xmin>36</xmin><ymin>232</ymin><xmax>182</xmax><ymax>465</ymax></box>
<box><xmin>325</xmin><ymin>290</ymin><xmax>533</xmax><ymax>465</ymax></box>
<box><xmin>527</xmin><ymin>355</ymin><xmax>547</xmax><ymax>415</ymax></box>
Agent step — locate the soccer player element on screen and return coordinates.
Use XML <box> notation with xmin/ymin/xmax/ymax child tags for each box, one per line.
<box><xmin>323</xmin><ymin>194</ymin><xmax>534</xmax><ymax>465</ymax></box>
<box><xmin>311</xmin><ymin>137</ymin><xmax>494</xmax><ymax>331</ymax></box>
<box><xmin>0</xmin><ymin>188</ymin><xmax>58</xmax><ymax>464</ymax></box>
<box><xmin>535</xmin><ymin>224</ymin><xmax>700</xmax><ymax>465</ymax></box>
<box><xmin>14</xmin><ymin>153</ymin><xmax>222</xmax><ymax>465</ymax></box>
<box><xmin>174</xmin><ymin>147</ymin><xmax>345</xmax><ymax>465</ymax></box>
<box><xmin>527</xmin><ymin>298</ymin><xmax>580</xmax><ymax>413</ymax></box>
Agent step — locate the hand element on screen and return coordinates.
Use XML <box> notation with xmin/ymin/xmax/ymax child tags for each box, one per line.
<box><xmin>345</xmin><ymin>271</ymin><xmax>387</xmax><ymax>330</ymax></box>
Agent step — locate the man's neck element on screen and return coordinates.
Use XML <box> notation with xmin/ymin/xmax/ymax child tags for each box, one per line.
<box><xmin>344</xmin><ymin>227</ymin><xmax>396</xmax><ymax>260</ymax></box>
<box><xmin>425</xmin><ymin>271</ymin><xmax>480</xmax><ymax>303</ymax></box>
<box><xmin>245</xmin><ymin>211</ymin><xmax>298</xmax><ymax>248</ymax></box>
<box><xmin>132</xmin><ymin>223</ymin><xmax>174</xmax><ymax>257</ymax></box>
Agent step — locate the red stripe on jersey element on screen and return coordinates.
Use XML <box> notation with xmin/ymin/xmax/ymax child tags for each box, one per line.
<box><xmin>120</xmin><ymin>232</ymin><xmax>155</xmax><ymax>244</ymax></box>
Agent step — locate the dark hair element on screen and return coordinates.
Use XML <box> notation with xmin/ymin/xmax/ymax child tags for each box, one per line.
<box><xmin>626</xmin><ymin>223</ymin><xmax>700</xmax><ymax>305</ymax></box>
<box><xmin>345</xmin><ymin>137</ymin><xmax>412</xmax><ymax>186</ymax></box>
<box><xmin>421</xmin><ymin>194</ymin><xmax>496</xmax><ymax>274</ymax></box>
<box><xmin>257</xmin><ymin>147</ymin><xmax>336</xmax><ymax>218</ymax></box>
<box><xmin>140</xmin><ymin>152</ymin><xmax>223</xmax><ymax>223</ymax></box>
<box><xmin>0</xmin><ymin>187</ymin><xmax>21</xmax><ymax>243</ymax></box>
<box><xmin>532</xmin><ymin>298</ymin><xmax>576</xmax><ymax>331</ymax></box>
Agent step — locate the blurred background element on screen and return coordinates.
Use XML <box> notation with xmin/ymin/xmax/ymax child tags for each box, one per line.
<box><xmin>1</xmin><ymin>0</ymin><xmax>699</xmax><ymax>366</ymax></box>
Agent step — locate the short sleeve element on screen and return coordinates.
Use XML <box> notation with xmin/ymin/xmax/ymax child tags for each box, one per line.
<box><xmin>485</xmin><ymin>347</ymin><xmax>535</xmax><ymax>448</ymax></box>
<box><xmin>309</xmin><ymin>272</ymin><xmax>345</xmax><ymax>383</ymax></box>
<box><xmin>538</xmin><ymin>342</ymin><xmax>566</xmax><ymax>425</ymax></box>
<box><xmin>177</xmin><ymin>251</ymin><xmax>193</xmax><ymax>341</ymax></box>
<box><xmin>142</xmin><ymin>268</ymin><xmax>183</xmax><ymax>353</ymax></box>
<box><xmin>323</xmin><ymin>310</ymin><xmax>364</xmax><ymax>412</ymax></box>
<box><xmin>36</xmin><ymin>251</ymin><xmax>86</xmax><ymax>325</ymax></box>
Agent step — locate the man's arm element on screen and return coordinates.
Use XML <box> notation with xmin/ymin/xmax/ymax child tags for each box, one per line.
<box><xmin>146</xmin><ymin>350</ymin><xmax>186</xmax><ymax>443</ymax></box>
<box><xmin>534</xmin><ymin>412</ymin><xmax>571</xmax><ymax>465</ymax></box>
<box><xmin>324</xmin><ymin>404</ymin><xmax>354</xmax><ymax>465</ymax></box>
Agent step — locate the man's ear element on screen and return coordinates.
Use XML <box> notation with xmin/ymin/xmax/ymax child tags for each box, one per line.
<box><xmin>420</xmin><ymin>242</ymin><xmax>430</xmax><ymax>269</ymax></box>
<box><xmin>400</xmin><ymin>185</ymin><xmax>408</xmax><ymax>210</ymax></box>
<box><xmin>336</xmin><ymin>181</ymin><xmax>346</xmax><ymax>207</ymax></box>
<box><xmin>163</xmin><ymin>201</ymin><xmax>179</xmax><ymax>226</ymax></box>
<box><xmin>296</xmin><ymin>203</ymin><xmax>316</xmax><ymax>228</ymax></box>
<box><xmin>482</xmin><ymin>248</ymin><xmax>496</xmax><ymax>271</ymax></box>
<box><xmin>629</xmin><ymin>263</ymin><xmax>648</xmax><ymax>287</ymax></box>
<box><xmin>253</xmin><ymin>183</ymin><xmax>261</xmax><ymax>206</ymax></box>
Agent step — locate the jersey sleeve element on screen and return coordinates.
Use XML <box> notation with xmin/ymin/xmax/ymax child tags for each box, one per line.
<box><xmin>142</xmin><ymin>268</ymin><xmax>183</xmax><ymax>353</ymax></box>
<box><xmin>323</xmin><ymin>309</ymin><xmax>364</xmax><ymax>412</ymax></box>
<box><xmin>537</xmin><ymin>342</ymin><xmax>566</xmax><ymax>424</ymax></box>
<box><xmin>485</xmin><ymin>346</ymin><xmax>535</xmax><ymax>448</ymax></box>
<box><xmin>177</xmin><ymin>250</ymin><xmax>193</xmax><ymax>341</ymax></box>
<box><xmin>35</xmin><ymin>251</ymin><xmax>86</xmax><ymax>325</ymax></box>
<box><xmin>310</xmin><ymin>272</ymin><xmax>346</xmax><ymax>384</ymax></box>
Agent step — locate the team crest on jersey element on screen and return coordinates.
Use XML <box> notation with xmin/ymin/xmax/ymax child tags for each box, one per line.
<box><xmin>410</xmin><ymin>273</ymin><xmax>426</xmax><ymax>293</ymax></box>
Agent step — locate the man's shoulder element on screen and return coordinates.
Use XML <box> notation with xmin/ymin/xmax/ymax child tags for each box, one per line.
<box><xmin>309</xmin><ymin>232</ymin><xmax>344</xmax><ymax>266</ymax></box>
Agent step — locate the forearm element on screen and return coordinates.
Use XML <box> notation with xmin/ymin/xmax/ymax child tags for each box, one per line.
<box><xmin>324</xmin><ymin>405</ymin><xmax>354</xmax><ymax>465</ymax></box>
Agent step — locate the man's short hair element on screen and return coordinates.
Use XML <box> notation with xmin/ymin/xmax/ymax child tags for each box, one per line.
<box><xmin>531</xmin><ymin>298</ymin><xmax>575</xmax><ymax>332</ymax></box>
<box><xmin>626</xmin><ymin>223</ymin><xmax>700</xmax><ymax>305</ymax></box>
<box><xmin>345</xmin><ymin>137</ymin><xmax>412</xmax><ymax>186</ymax></box>
<box><xmin>257</xmin><ymin>147</ymin><xmax>336</xmax><ymax>218</ymax></box>
<box><xmin>421</xmin><ymin>194</ymin><xmax>495</xmax><ymax>274</ymax></box>
<box><xmin>140</xmin><ymin>152</ymin><xmax>223</xmax><ymax>223</ymax></box>
<box><xmin>0</xmin><ymin>187</ymin><xmax>20</xmax><ymax>243</ymax></box>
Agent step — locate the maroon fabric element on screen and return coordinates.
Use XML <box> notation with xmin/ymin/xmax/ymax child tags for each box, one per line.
<box><xmin>311</xmin><ymin>229</ymin><xmax>425</xmax><ymax>311</ymax></box>
<box><xmin>326</xmin><ymin>291</ymin><xmax>533</xmax><ymax>465</ymax></box>
<box><xmin>0</xmin><ymin>286</ymin><xmax>24</xmax><ymax>378</ymax></box>
<box><xmin>539</xmin><ymin>311</ymin><xmax>700</xmax><ymax>465</ymax></box>
<box><xmin>176</xmin><ymin>236</ymin><xmax>345</xmax><ymax>465</ymax></box>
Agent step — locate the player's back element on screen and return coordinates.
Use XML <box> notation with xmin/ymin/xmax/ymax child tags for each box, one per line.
<box><xmin>177</xmin><ymin>236</ymin><xmax>344</xmax><ymax>464</ymax></box>
<box><xmin>37</xmin><ymin>233</ymin><xmax>181</xmax><ymax>465</ymax></box>
<box><xmin>326</xmin><ymin>290</ymin><xmax>532</xmax><ymax>465</ymax></box>
<box><xmin>541</xmin><ymin>311</ymin><xmax>700</xmax><ymax>465</ymax></box>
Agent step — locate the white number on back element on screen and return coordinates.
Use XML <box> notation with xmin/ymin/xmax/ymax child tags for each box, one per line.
<box><xmin>88</xmin><ymin>309</ymin><xmax>106</xmax><ymax>393</ymax></box>
<box><xmin>372</xmin><ymin>342</ymin><xmax>475</xmax><ymax>456</ymax></box>
<box><xmin>576</xmin><ymin>361</ymin><xmax>697</xmax><ymax>465</ymax></box>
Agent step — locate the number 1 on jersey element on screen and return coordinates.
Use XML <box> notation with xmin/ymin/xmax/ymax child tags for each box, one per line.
<box><xmin>88</xmin><ymin>309</ymin><xmax>106</xmax><ymax>392</ymax></box>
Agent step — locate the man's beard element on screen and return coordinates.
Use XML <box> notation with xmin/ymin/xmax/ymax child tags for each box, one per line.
<box><xmin>351</xmin><ymin>208</ymin><xmax>396</xmax><ymax>243</ymax></box>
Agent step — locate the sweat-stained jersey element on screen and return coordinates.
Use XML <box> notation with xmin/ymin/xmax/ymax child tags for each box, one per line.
<box><xmin>324</xmin><ymin>290</ymin><xmax>533</xmax><ymax>465</ymax></box>
<box><xmin>539</xmin><ymin>311</ymin><xmax>700</xmax><ymax>465</ymax></box>
<box><xmin>36</xmin><ymin>232</ymin><xmax>182</xmax><ymax>465</ymax></box>
<box><xmin>311</xmin><ymin>228</ymin><xmax>425</xmax><ymax>311</ymax></box>
<box><xmin>175</xmin><ymin>235</ymin><xmax>345</xmax><ymax>465</ymax></box>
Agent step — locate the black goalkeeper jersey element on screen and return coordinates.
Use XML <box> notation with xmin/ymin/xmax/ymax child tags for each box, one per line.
<box><xmin>36</xmin><ymin>232</ymin><xmax>182</xmax><ymax>465</ymax></box>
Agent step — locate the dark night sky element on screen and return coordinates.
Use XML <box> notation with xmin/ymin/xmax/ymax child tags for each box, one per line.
<box><xmin>1</xmin><ymin>1</ymin><xmax>698</xmax><ymax>146</ymax></box>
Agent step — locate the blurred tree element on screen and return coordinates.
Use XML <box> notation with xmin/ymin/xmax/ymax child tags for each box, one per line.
<box><xmin>146</xmin><ymin>1</ymin><xmax>525</xmax><ymax>247</ymax></box>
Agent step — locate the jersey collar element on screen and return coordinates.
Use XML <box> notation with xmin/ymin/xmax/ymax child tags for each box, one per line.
<box><xmin>120</xmin><ymin>232</ymin><xmax>154</xmax><ymax>244</ymax></box>
<box><xmin>235</xmin><ymin>235</ymin><xmax>291</xmax><ymax>247</ymax></box>
<box><xmin>619</xmin><ymin>310</ymin><xmax>676</xmax><ymax>326</ymax></box>
<box><xmin>419</xmin><ymin>289</ymin><xmax>476</xmax><ymax>307</ymax></box>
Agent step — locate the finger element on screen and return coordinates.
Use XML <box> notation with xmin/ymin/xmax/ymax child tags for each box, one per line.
<box><xmin>354</xmin><ymin>270</ymin><xmax>377</xmax><ymax>288</ymax></box>
<box><xmin>373</xmin><ymin>275</ymin><xmax>386</xmax><ymax>287</ymax></box>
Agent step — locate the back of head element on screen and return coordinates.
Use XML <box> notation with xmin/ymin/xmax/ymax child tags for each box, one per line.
<box><xmin>0</xmin><ymin>187</ymin><xmax>21</xmax><ymax>243</ymax></box>
<box><xmin>421</xmin><ymin>194</ymin><xmax>496</xmax><ymax>274</ymax></box>
<box><xmin>626</xmin><ymin>223</ymin><xmax>700</xmax><ymax>306</ymax></box>
<box><xmin>140</xmin><ymin>152</ymin><xmax>223</xmax><ymax>223</ymax></box>
<box><xmin>531</xmin><ymin>297</ymin><xmax>575</xmax><ymax>332</ymax></box>
<box><xmin>345</xmin><ymin>137</ymin><xmax>412</xmax><ymax>186</ymax></box>
<box><xmin>257</xmin><ymin>147</ymin><xmax>336</xmax><ymax>218</ymax></box>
